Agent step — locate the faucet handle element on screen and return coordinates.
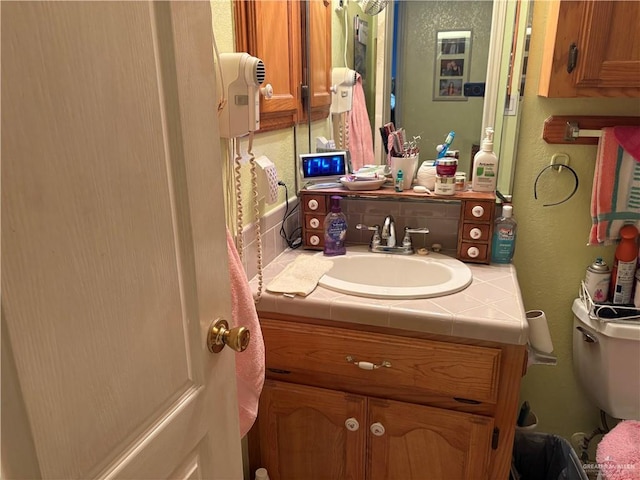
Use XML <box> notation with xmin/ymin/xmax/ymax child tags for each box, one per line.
<box><xmin>402</xmin><ymin>226</ymin><xmax>430</xmax><ymax>248</ymax></box>
<box><xmin>356</xmin><ymin>223</ymin><xmax>380</xmax><ymax>232</ymax></box>
<box><xmin>356</xmin><ymin>224</ymin><xmax>381</xmax><ymax>248</ymax></box>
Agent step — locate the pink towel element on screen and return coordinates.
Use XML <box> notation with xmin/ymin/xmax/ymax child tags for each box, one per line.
<box><xmin>226</xmin><ymin>229</ymin><xmax>265</xmax><ymax>438</ymax></box>
<box><xmin>589</xmin><ymin>126</ymin><xmax>640</xmax><ymax>245</ymax></box>
<box><xmin>347</xmin><ymin>73</ymin><xmax>374</xmax><ymax>172</ymax></box>
<box><xmin>596</xmin><ymin>420</ymin><xmax>640</xmax><ymax>480</ymax></box>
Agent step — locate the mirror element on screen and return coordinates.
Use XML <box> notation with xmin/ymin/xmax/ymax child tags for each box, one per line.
<box><xmin>300</xmin><ymin>0</ymin><xmax>532</xmax><ymax>195</ymax></box>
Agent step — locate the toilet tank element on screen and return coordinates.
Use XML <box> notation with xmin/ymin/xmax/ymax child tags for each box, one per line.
<box><xmin>572</xmin><ymin>298</ymin><xmax>640</xmax><ymax>420</ymax></box>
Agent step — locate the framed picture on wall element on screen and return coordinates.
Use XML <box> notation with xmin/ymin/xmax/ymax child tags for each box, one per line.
<box><xmin>434</xmin><ymin>30</ymin><xmax>471</xmax><ymax>101</ymax></box>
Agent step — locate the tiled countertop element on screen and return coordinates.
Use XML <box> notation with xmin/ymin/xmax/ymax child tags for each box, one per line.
<box><xmin>250</xmin><ymin>247</ymin><xmax>528</xmax><ymax>345</ymax></box>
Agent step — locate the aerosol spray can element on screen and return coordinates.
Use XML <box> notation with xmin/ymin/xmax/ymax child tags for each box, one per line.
<box><xmin>585</xmin><ymin>257</ymin><xmax>611</xmax><ymax>302</ymax></box>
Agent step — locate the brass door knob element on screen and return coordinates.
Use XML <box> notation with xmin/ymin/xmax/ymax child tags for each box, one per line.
<box><xmin>207</xmin><ymin>318</ymin><xmax>251</xmax><ymax>353</ymax></box>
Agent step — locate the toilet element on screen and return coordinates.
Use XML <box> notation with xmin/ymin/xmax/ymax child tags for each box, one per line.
<box><xmin>572</xmin><ymin>298</ymin><xmax>640</xmax><ymax>421</ymax></box>
<box><xmin>572</xmin><ymin>298</ymin><xmax>640</xmax><ymax>479</ymax></box>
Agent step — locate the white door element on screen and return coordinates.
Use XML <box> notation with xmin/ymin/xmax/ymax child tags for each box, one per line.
<box><xmin>2</xmin><ymin>2</ymin><xmax>244</xmax><ymax>479</ymax></box>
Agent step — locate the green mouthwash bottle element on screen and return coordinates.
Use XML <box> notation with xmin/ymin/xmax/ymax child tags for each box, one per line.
<box><xmin>491</xmin><ymin>205</ymin><xmax>517</xmax><ymax>263</ymax></box>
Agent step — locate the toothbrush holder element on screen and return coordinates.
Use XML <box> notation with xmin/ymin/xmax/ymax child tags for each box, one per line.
<box><xmin>390</xmin><ymin>154</ymin><xmax>419</xmax><ymax>190</ymax></box>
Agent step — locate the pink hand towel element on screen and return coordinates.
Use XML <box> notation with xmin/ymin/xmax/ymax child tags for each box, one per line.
<box><xmin>347</xmin><ymin>73</ymin><xmax>374</xmax><ymax>172</ymax></box>
<box><xmin>226</xmin><ymin>228</ymin><xmax>265</xmax><ymax>437</ymax></box>
<box><xmin>589</xmin><ymin>126</ymin><xmax>640</xmax><ymax>245</ymax></box>
<box><xmin>596</xmin><ymin>420</ymin><xmax>640</xmax><ymax>480</ymax></box>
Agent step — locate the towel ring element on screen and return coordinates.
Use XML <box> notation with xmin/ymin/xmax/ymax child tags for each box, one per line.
<box><xmin>534</xmin><ymin>163</ymin><xmax>579</xmax><ymax>207</ymax></box>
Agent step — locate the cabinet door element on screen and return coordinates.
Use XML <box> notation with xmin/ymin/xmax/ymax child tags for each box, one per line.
<box><xmin>306</xmin><ymin>0</ymin><xmax>332</xmax><ymax>121</ymax></box>
<box><xmin>539</xmin><ymin>0</ymin><xmax>640</xmax><ymax>97</ymax></box>
<box><xmin>235</xmin><ymin>1</ymin><xmax>301</xmax><ymax>130</ymax></box>
<box><xmin>367</xmin><ymin>398</ymin><xmax>494</xmax><ymax>480</ymax></box>
<box><xmin>256</xmin><ymin>380</ymin><xmax>366</xmax><ymax>480</ymax></box>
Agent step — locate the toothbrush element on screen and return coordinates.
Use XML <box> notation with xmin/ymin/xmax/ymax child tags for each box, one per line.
<box><xmin>436</xmin><ymin>131</ymin><xmax>455</xmax><ymax>159</ymax></box>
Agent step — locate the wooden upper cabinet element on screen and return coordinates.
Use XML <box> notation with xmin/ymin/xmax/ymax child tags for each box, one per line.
<box><xmin>539</xmin><ymin>0</ymin><xmax>640</xmax><ymax>97</ymax></box>
<box><xmin>306</xmin><ymin>0</ymin><xmax>332</xmax><ymax>122</ymax></box>
<box><xmin>234</xmin><ymin>0</ymin><xmax>332</xmax><ymax>131</ymax></box>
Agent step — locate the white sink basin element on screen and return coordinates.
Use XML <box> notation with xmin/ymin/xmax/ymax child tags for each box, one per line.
<box><xmin>317</xmin><ymin>250</ymin><xmax>472</xmax><ymax>299</ymax></box>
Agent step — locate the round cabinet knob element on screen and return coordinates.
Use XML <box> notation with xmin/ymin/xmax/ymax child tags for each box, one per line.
<box><xmin>470</xmin><ymin>227</ymin><xmax>483</xmax><ymax>240</ymax></box>
<box><xmin>370</xmin><ymin>422</ymin><xmax>385</xmax><ymax>436</ymax></box>
<box><xmin>345</xmin><ymin>417</ymin><xmax>360</xmax><ymax>431</ymax></box>
<box><xmin>310</xmin><ymin>218</ymin><xmax>320</xmax><ymax>229</ymax></box>
<box><xmin>308</xmin><ymin>199</ymin><xmax>319</xmax><ymax>211</ymax></box>
<box><xmin>309</xmin><ymin>235</ymin><xmax>320</xmax><ymax>246</ymax></box>
<box><xmin>467</xmin><ymin>246</ymin><xmax>480</xmax><ymax>258</ymax></box>
<box><xmin>207</xmin><ymin>318</ymin><xmax>251</xmax><ymax>354</ymax></box>
<box><xmin>471</xmin><ymin>205</ymin><xmax>485</xmax><ymax>218</ymax></box>
<box><xmin>260</xmin><ymin>83</ymin><xmax>274</xmax><ymax>99</ymax></box>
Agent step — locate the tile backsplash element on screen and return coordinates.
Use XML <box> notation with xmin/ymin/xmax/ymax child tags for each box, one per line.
<box><xmin>241</xmin><ymin>197</ymin><xmax>301</xmax><ymax>279</ymax></box>
<box><xmin>341</xmin><ymin>197</ymin><xmax>461</xmax><ymax>252</ymax></box>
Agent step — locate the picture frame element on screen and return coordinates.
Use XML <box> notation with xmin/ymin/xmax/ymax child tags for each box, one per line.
<box><xmin>434</xmin><ymin>30</ymin><xmax>471</xmax><ymax>101</ymax></box>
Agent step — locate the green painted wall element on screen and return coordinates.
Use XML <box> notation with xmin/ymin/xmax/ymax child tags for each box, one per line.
<box><xmin>513</xmin><ymin>1</ymin><xmax>638</xmax><ymax>440</ymax></box>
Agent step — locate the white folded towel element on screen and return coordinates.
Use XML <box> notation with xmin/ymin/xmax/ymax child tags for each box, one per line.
<box><xmin>266</xmin><ymin>255</ymin><xmax>334</xmax><ymax>297</ymax></box>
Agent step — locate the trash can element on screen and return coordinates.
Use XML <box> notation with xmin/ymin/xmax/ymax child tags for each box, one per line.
<box><xmin>510</xmin><ymin>430</ymin><xmax>589</xmax><ymax>480</ymax></box>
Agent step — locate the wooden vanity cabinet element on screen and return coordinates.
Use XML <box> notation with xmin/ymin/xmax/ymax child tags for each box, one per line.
<box><xmin>539</xmin><ymin>0</ymin><xmax>640</xmax><ymax>98</ymax></box>
<box><xmin>234</xmin><ymin>0</ymin><xmax>332</xmax><ymax>131</ymax></box>
<box><xmin>248</xmin><ymin>316</ymin><xmax>527</xmax><ymax>480</ymax></box>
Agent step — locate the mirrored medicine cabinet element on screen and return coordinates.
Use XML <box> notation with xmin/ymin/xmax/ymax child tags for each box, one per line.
<box><xmin>299</xmin><ymin>0</ymin><xmax>533</xmax><ymax>196</ymax></box>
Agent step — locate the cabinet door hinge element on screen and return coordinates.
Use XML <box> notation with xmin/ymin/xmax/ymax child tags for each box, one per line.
<box><xmin>491</xmin><ymin>428</ymin><xmax>500</xmax><ymax>449</ymax></box>
<box><xmin>567</xmin><ymin>43</ymin><xmax>578</xmax><ymax>73</ymax></box>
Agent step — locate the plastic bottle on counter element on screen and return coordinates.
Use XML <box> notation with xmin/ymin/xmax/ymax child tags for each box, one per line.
<box><xmin>609</xmin><ymin>224</ymin><xmax>639</xmax><ymax>304</ymax></box>
<box><xmin>323</xmin><ymin>195</ymin><xmax>347</xmax><ymax>256</ymax></box>
<box><xmin>395</xmin><ymin>169</ymin><xmax>404</xmax><ymax>192</ymax></box>
<box><xmin>471</xmin><ymin>127</ymin><xmax>498</xmax><ymax>192</ymax></box>
<box><xmin>491</xmin><ymin>205</ymin><xmax>517</xmax><ymax>264</ymax></box>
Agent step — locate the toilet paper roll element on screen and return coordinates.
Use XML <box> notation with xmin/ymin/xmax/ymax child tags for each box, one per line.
<box><xmin>526</xmin><ymin>310</ymin><xmax>554</xmax><ymax>354</ymax></box>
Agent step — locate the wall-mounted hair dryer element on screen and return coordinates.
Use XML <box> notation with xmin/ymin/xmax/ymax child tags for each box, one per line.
<box><xmin>330</xmin><ymin>67</ymin><xmax>357</xmax><ymax>114</ymax></box>
<box><xmin>219</xmin><ymin>52</ymin><xmax>270</xmax><ymax>138</ymax></box>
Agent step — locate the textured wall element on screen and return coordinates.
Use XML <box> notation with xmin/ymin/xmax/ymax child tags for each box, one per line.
<box><xmin>513</xmin><ymin>1</ymin><xmax>638</xmax><ymax>440</ymax></box>
<box><xmin>397</xmin><ymin>1</ymin><xmax>492</xmax><ymax>172</ymax></box>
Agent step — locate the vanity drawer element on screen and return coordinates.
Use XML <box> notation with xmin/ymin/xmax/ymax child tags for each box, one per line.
<box><xmin>261</xmin><ymin>318</ymin><xmax>501</xmax><ymax>405</ymax></box>
<box><xmin>458</xmin><ymin>242</ymin><xmax>489</xmax><ymax>263</ymax></box>
<box><xmin>462</xmin><ymin>200</ymin><xmax>494</xmax><ymax>222</ymax></box>
<box><xmin>302</xmin><ymin>193</ymin><xmax>329</xmax><ymax>213</ymax></box>
<box><xmin>461</xmin><ymin>223</ymin><xmax>491</xmax><ymax>242</ymax></box>
<box><xmin>303</xmin><ymin>231</ymin><xmax>324</xmax><ymax>249</ymax></box>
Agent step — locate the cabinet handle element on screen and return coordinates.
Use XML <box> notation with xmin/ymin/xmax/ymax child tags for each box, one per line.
<box><xmin>470</xmin><ymin>227</ymin><xmax>483</xmax><ymax>240</ymax></box>
<box><xmin>466</xmin><ymin>246</ymin><xmax>480</xmax><ymax>258</ymax></box>
<box><xmin>370</xmin><ymin>422</ymin><xmax>386</xmax><ymax>436</ymax></box>
<box><xmin>345</xmin><ymin>417</ymin><xmax>360</xmax><ymax>431</ymax></box>
<box><xmin>567</xmin><ymin>43</ymin><xmax>578</xmax><ymax>73</ymax></box>
<box><xmin>309</xmin><ymin>218</ymin><xmax>320</xmax><ymax>229</ymax></box>
<box><xmin>471</xmin><ymin>205</ymin><xmax>485</xmax><ymax>218</ymax></box>
<box><xmin>346</xmin><ymin>355</ymin><xmax>391</xmax><ymax>370</ymax></box>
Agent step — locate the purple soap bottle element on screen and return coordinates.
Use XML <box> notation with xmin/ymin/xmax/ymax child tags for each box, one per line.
<box><xmin>323</xmin><ymin>196</ymin><xmax>347</xmax><ymax>256</ymax></box>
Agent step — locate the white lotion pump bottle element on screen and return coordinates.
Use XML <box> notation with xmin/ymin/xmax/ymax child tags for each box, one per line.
<box><xmin>471</xmin><ymin>127</ymin><xmax>498</xmax><ymax>192</ymax></box>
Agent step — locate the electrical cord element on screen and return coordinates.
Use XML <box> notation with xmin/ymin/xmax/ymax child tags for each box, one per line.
<box><xmin>247</xmin><ymin>133</ymin><xmax>264</xmax><ymax>304</ymax></box>
<box><xmin>278</xmin><ymin>181</ymin><xmax>302</xmax><ymax>249</ymax></box>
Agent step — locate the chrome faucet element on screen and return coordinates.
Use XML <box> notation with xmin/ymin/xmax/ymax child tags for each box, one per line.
<box><xmin>381</xmin><ymin>215</ymin><xmax>397</xmax><ymax>248</ymax></box>
<box><xmin>356</xmin><ymin>216</ymin><xmax>429</xmax><ymax>255</ymax></box>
